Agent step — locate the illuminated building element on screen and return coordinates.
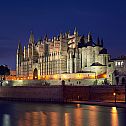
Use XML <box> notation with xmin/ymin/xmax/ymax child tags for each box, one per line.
<box><xmin>107</xmin><ymin>56</ymin><xmax>126</xmax><ymax>85</ymax></box>
<box><xmin>16</xmin><ymin>29</ymin><xmax>110</xmax><ymax>85</ymax></box>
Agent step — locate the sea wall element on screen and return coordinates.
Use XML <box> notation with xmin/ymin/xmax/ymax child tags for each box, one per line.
<box><xmin>0</xmin><ymin>85</ymin><xmax>125</xmax><ymax>102</ymax></box>
<box><xmin>0</xmin><ymin>86</ymin><xmax>63</xmax><ymax>102</ymax></box>
<box><xmin>63</xmin><ymin>85</ymin><xmax>125</xmax><ymax>102</ymax></box>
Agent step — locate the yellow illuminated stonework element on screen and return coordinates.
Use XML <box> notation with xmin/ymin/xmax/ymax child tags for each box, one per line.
<box><xmin>16</xmin><ymin>29</ymin><xmax>110</xmax><ymax>85</ymax></box>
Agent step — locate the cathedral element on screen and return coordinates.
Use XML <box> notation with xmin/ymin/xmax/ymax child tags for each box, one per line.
<box><xmin>16</xmin><ymin>29</ymin><xmax>110</xmax><ymax>85</ymax></box>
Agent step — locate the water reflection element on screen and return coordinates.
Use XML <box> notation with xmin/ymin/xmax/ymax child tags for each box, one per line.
<box><xmin>88</xmin><ymin>106</ymin><xmax>98</xmax><ymax>126</ymax></box>
<box><xmin>74</xmin><ymin>106</ymin><xmax>83</xmax><ymax>126</ymax></box>
<box><xmin>0</xmin><ymin>102</ymin><xmax>126</xmax><ymax>126</ymax></box>
<box><xmin>25</xmin><ymin>112</ymin><xmax>31</xmax><ymax>126</ymax></box>
<box><xmin>50</xmin><ymin>112</ymin><xmax>59</xmax><ymax>126</ymax></box>
<box><xmin>111</xmin><ymin>107</ymin><xmax>119</xmax><ymax>126</ymax></box>
<box><xmin>64</xmin><ymin>113</ymin><xmax>70</xmax><ymax>126</ymax></box>
<box><xmin>2</xmin><ymin>114</ymin><xmax>10</xmax><ymax>126</ymax></box>
<box><xmin>32</xmin><ymin>112</ymin><xmax>40</xmax><ymax>126</ymax></box>
<box><xmin>40</xmin><ymin>112</ymin><xmax>47</xmax><ymax>126</ymax></box>
<box><xmin>18</xmin><ymin>111</ymin><xmax>60</xmax><ymax>126</ymax></box>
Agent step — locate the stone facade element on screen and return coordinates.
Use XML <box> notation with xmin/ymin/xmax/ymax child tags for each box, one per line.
<box><xmin>107</xmin><ymin>56</ymin><xmax>126</xmax><ymax>85</ymax></box>
<box><xmin>16</xmin><ymin>29</ymin><xmax>110</xmax><ymax>85</ymax></box>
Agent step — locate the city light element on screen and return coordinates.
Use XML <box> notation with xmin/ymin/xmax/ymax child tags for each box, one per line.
<box><xmin>113</xmin><ymin>92</ymin><xmax>116</xmax><ymax>96</ymax></box>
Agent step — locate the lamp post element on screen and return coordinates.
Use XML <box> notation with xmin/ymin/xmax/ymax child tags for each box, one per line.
<box><xmin>113</xmin><ymin>92</ymin><xmax>116</xmax><ymax>106</ymax></box>
<box><xmin>125</xmin><ymin>83</ymin><xmax>126</xmax><ymax>103</ymax></box>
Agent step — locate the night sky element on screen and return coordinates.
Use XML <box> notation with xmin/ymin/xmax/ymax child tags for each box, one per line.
<box><xmin>0</xmin><ymin>0</ymin><xmax>126</xmax><ymax>70</ymax></box>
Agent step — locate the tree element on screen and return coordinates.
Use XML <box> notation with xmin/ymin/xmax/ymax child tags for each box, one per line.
<box><xmin>104</xmin><ymin>78</ymin><xmax>109</xmax><ymax>85</ymax></box>
<box><xmin>0</xmin><ymin>65</ymin><xmax>10</xmax><ymax>86</ymax></box>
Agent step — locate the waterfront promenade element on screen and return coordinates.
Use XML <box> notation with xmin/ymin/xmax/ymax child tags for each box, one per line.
<box><xmin>72</xmin><ymin>101</ymin><xmax>126</xmax><ymax>108</ymax></box>
<box><xmin>0</xmin><ymin>85</ymin><xmax>125</xmax><ymax>105</ymax></box>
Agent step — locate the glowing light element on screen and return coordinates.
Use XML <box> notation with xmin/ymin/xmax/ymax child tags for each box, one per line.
<box><xmin>42</xmin><ymin>75</ymin><xmax>45</xmax><ymax>79</ymax></box>
<box><xmin>53</xmin><ymin>74</ymin><xmax>59</xmax><ymax>80</ymax></box>
<box><xmin>112</xmin><ymin>107</ymin><xmax>117</xmax><ymax>111</ymax></box>
<box><xmin>103</xmin><ymin>74</ymin><xmax>107</xmax><ymax>78</ymax></box>
<box><xmin>6</xmin><ymin>81</ymin><xmax>9</xmax><ymax>84</ymax></box>
<box><xmin>77</xmin><ymin>104</ymin><xmax>80</xmax><ymax>108</ymax></box>
<box><xmin>45</xmin><ymin>75</ymin><xmax>50</xmax><ymax>80</ymax></box>
<box><xmin>62</xmin><ymin>74</ymin><xmax>68</xmax><ymax>79</ymax></box>
<box><xmin>90</xmin><ymin>75</ymin><xmax>95</xmax><ymax>79</ymax></box>
<box><xmin>77</xmin><ymin>74</ymin><xmax>83</xmax><ymax>79</ymax></box>
<box><xmin>113</xmin><ymin>92</ymin><xmax>116</xmax><ymax>96</ymax></box>
<box><xmin>97</xmin><ymin>73</ymin><xmax>107</xmax><ymax>78</ymax></box>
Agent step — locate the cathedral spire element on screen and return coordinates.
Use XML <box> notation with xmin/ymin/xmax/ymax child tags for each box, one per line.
<box><xmin>65</xmin><ymin>31</ymin><xmax>70</xmax><ymax>38</ymax></box>
<box><xmin>87</xmin><ymin>32</ymin><xmax>93</xmax><ymax>46</ymax></box>
<box><xmin>60</xmin><ymin>32</ymin><xmax>63</xmax><ymax>39</ymax></box>
<box><xmin>18</xmin><ymin>40</ymin><xmax>21</xmax><ymax>49</ymax></box>
<box><xmin>88</xmin><ymin>32</ymin><xmax>92</xmax><ymax>42</ymax></box>
<box><xmin>44</xmin><ymin>34</ymin><xmax>48</xmax><ymax>41</ymax></box>
<box><xmin>18</xmin><ymin>40</ymin><xmax>22</xmax><ymax>54</ymax></box>
<box><xmin>74</xmin><ymin>27</ymin><xmax>78</xmax><ymax>36</ymax></box>
<box><xmin>100</xmin><ymin>38</ymin><xmax>104</xmax><ymax>47</ymax></box>
<box><xmin>24</xmin><ymin>46</ymin><xmax>26</xmax><ymax>59</ymax></box>
<box><xmin>29</xmin><ymin>31</ymin><xmax>34</xmax><ymax>44</ymax></box>
<box><xmin>96</xmin><ymin>37</ymin><xmax>100</xmax><ymax>46</ymax></box>
<box><xmin>17</xmin><ymin>40</ymin><xmax>23</xmax><ymax>62</ymax></box>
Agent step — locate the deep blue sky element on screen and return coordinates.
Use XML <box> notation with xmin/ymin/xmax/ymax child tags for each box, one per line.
<box><xmin>0</xmin><ymin>0</ymin><xmax>126</xmax><ymax>70</ymax></box>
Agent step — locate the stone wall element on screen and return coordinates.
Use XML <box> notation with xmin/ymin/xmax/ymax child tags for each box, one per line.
<box><xmin>63</xmin><ymin>85</ymin><xmax>125</xmax><ymax>102</ymax></box>
<box><xmin>0</xmin><ymin>86</ymin><xmax>63</xmax><ymax>102</ymax></box>
<box><xmin>0</xmin><ymin>85</ymin><xmax>125</xmax><ymax>102</ymax></box>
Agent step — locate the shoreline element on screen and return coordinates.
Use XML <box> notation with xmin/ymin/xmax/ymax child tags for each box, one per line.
<box><xmin>0</xmin><ymin>98</ymin><xmax>126</xmax><ymax>108</ymax></box>
<box><xmin>70</xmin><ymin>101</ymin><xmax>126</xmax><ymax>108</ymax></box>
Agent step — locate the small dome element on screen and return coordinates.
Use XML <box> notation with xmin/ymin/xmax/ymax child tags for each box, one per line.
<box><xmin>91</xmin><ymin>62</ymin><xmax>103</xmax><ymax>66</ymax></box>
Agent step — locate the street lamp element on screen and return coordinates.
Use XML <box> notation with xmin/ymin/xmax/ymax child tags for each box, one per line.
<box><xmin>125</xmin><ymin>82</ymin><xmax>126</xmax><ymax>103</ymax></box>
<box><xmin>113</xmin><ymin>92</ymin><xmax>116</xmax><ymax>106</ymax></box>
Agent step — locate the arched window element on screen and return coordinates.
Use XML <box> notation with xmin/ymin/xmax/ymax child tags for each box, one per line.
<box><xmin>33</xmin><ymin>68</ymin><xmax>38</xmax><ymax>80</ymax></box>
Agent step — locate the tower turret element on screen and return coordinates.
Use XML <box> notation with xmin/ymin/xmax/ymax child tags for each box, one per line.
<box><xmin>100</xmin><ymin>38</ymin><xmax>104</xmax><ymax>47</ymax></box>
<box><xmin>87</xmin><ymin>32</ymin><xmax>93</xmax><ymax>46</ymax></box>
<box><xmin>18</xmin><ymin>40</ymin><xmax>22</xmax><ymax>52</ymax></box>
<box><xmin>24</xmin><ymin>46</ymin><xmax>26</xmax><ymax>59</ymax></box>
<box><xmin>17</xmin><ymin>40</ymin><xmax>23</xmax><ymax>58</ymax></box>
<box><xmin>74</xmin><ymin>27</ymin><xmax>78</xmax><ymax>36</ymax></box>
<box><xmin>59</xmin><ymin>32</ymin><xmax>63</xmax><ymax>40</ymax></box>
<box><xmin>16</xmin><ymin>40</ymin><xmax>23</xmax><ymax>76</ymax></box>
<box><xmin>44</xmin><ymin>34</ymin><xmax>48</xmax><ymax>41</ymax></box>
<box><xmin>88</xmin><ymin>32</ymin><xmax>92</xmax><ymax>42</ymax></box>
<box><xmin>96</xmin><ymin>37</ymin><xmax>100</xmax><ymax>46</ymax></box>
<box><xmin>29</xmin><ymin>31</ymin><xmax>34</xmax><ymax>44</ymax></box>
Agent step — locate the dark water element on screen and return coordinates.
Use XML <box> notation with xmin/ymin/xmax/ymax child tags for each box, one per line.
<box><xmin>0</xmin><ymin>101</ymin><xmax>126</xmax><ymax>126</ymax></box>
